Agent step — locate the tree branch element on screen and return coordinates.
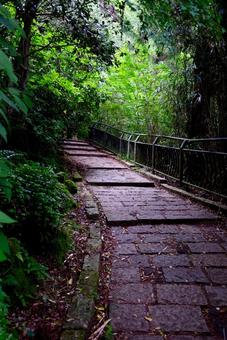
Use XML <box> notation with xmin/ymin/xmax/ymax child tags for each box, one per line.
<box><xmin>28</xmin><ymin>41</ymin><xmax>75</xmax><ymax>57</ymax></box>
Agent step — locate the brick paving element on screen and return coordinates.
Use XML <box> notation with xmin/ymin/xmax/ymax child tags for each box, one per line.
<box><xmin>65</xmin><ymin>140</ymin><xmax>227</xmax><ymax>340</ymax></box>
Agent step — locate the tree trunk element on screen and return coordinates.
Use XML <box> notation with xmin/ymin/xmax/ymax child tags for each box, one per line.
<box><xmin>14</xmin><ymin>0</ymin><xmax>40</xmax><ymax>89</ymax></box>
<box><xmin>186</xmin><ymin>41</ymin><xmax>211</xmax><ymax>138</ymax></box>
<box><xmin>15</xmin><ymin>17</ymin><xmax>33</xmax><ymax>89</ymax></box>
<box><xmin>217</xmin><ymin>0</ymin><xmax>227</xmax><ymax>137</ymax></box>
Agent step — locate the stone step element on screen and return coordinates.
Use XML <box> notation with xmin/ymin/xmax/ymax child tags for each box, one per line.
<box><xmin>70</xmin><ymin>156</ymin><xmax>128</xmax><ymax>169</ymax></box>
<box><xmin>65</xmin><ymin>146</ymin><xmax>97</xmax><ymax>151</ymax></box>
<box><xmin>88</xmin><ymin>182</ymin><xmax>155</xmax><ymax>187</ymax></box>
<box><xmin>90</xmin><ymin>186</ymin><xmax>218</xmax><ymax>225</ymax></box>
<box><xmin>106</xmin><ymin>215</ymin><xmax>218</xmax><ymax>226</ymax></box>
<box><xmin>62</xmin><ymin>145</ymin><xmax>91</xmax><ymax>150</ymax></box>
<box><xmin>85</xmin><ymin>169</ymin><xmax>154</xmax><ymax>186</ymax></box>
<box><xmin>63</xmin><ymin>139</ymin><xmax>88</xmax><ymax>144</ymax></box>
<box><xmin>66</xmin><ymin>151</ymin><xmax>108</xmax><ymax>157</ymax></box>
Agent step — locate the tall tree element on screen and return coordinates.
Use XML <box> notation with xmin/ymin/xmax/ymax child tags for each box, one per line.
<box><xmin>3</xmin><ymin>0</ymin><xmax>114</xmax><ymax>89</ymax></box>
<box><xmin>138</xmin><ymin>0</ymin><xmax>227</xmax><ymax>137</ymax></box>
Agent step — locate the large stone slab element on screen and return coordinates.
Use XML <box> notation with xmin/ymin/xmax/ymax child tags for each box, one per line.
<box><xmin>85</xmin><ymin>169</ymin><xmax>154</xmax><ymax>186</ymax></box>
<box><xmin>112</xmin><ymin>254</ymin><xmax>151</xmax><ymax>268</ymax></box>
<box><xmin>63</xmin><ymin>140</ymin><xmax>89</xmax><ymax>145</ymax></box>
<box><xmin>148</xmin><ymin>305</ymin><xmax>209</xmax><ymax>332</ymax></box>
<box><xmin>91</xmin><ymin>186</ymin><xmax>218</xmax><ymax>224</ymax></box>
<box><xmin>205</xmin><ymin>286</ymin><xmax>227</xmax><ymax>306</ymax></box>
<box><xmin>152</xmin><ymin>254</ymin><xmax>190</xmax><ymax>267</ymax></box>
<box><xmin>109</xmin><ymin>283</ymin><xmax>155</xmax><ymax>304</ymax></box>
<box><xmin>65</xmin><ymin>147</ymin><xmax>100</xmax><ymax>152</ymax></box>
<box><xmin>66</xmin><ymin>150</ymin><xmax>108</xmax><ymax>157</ymax></box>
<box><xmin>168</xmin><ymin>337</ymin><xmax>214</xmax><ymax>340</ymax></box>
<box><xmin>191</xmin><ymin>254</ymin><xmax>227</xmax><ymax>267</ymax></box>
<box><xmin>206</xmin><ymin>268</ymin><xmax>227</xmax><ymax>284</ymax></box>
<box><xmin>163</xmin><ymin>267</ymin><xmax>209</xmax><ymax>283</ymax></box>
<box><xmin>130</xmin><ymin>336</ymin><xmax>163</xmax><ymax>340</ymax></box>
<box><xmin>71</xmin><ymin>156</ymin><xmax>127</xmax><ymax>169</ymax></box>
<box><xmin>111</xmin><ymin>267</ymin><xmax>140</xmax><ymax>284</ymax></box>
<box><xmin>63</xmin><ymin>146</ymin><xmax>93</xmax><ymax>151</ymax></box>
<box><xmin>187</xmin><ymin>242</ymin><xmax>224</xmax><ymax>253</ymax></box>
<box><xmin>110</xmin><ymin>304</ymin><xmax>150</xmax><ymax>332</ymax></box>
<box><xmin>138</xmin><ymin>243</ymin><xmax>175</xmax><ymax>254</ymax></box>
<box><xmin>157</xmin><ymin>284</ymin><xmax>207</xmax><ymax>305</ymax></box>
<box><xmin>63</xmin><ymin>144</ymin><xmax>94</xmax><ymax>149</ymax></box>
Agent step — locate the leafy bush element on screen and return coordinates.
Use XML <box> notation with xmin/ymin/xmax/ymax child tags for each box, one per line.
<box><xmin>64</xmin><ymin>179</ymin><xmax>78</xmax><ymax>194</ymax></box>
<box><xmin>0</xmin><ymin>282</ymin><xmax>10</xmax><ymax>339</ymax></box>
<box><xmin>4</xmin><ymin>162</ymin><xmax>74</xmax><ymax>253</ymax></box>
<box><xmin>50</xmin><ymin>221</ymin><xmax>75</xmax><ymax>263</ymax></box>
<box><xmin>0</xmin><ymin>230</ymin><xmax>47</xmax><ymax>337</ymax></box>
<box><xmin>1</xmin><ymin>238</ymin><xmax>47</xmax><ymax>307</ymax></box>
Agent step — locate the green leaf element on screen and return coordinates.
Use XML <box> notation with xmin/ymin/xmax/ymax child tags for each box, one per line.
<box><xmin>0</xmin><ymin>108</ymin><xmax>9</xmax><ymax>125</ymax></box>
<box><xmin>0</xmin><ymin>231</ymin><xmax>10</xmax><ymax>262</ymax></box>
<box><xmin>22</xmin><ymin>95</ymin><xmax>33</xmax><ymax>109</ymax></box>
<box><xmin>0</xmin><ymin>122</ymin><xmax>7</xmax><ymax>142</ymax></box>
<box><xmin>0</xmin><ymin>50</ymin><xmax>18</xmax><ymax>83</ymax></box>
<box><xmin>15</xmin><ymin>251</ymin><xmax>24</xmax><ymax>262</ymax></box>
<box><xmin>0</xmin><ymin>90</ymin><xmax>18</xmax><ymax>111</ymax></box>
<box><xmin>0</xmin><ymin>211</ymin><xmax>16</xmax><ymax>224</ymax></box>
<box><xmin>0</xmin><ymin>16</ymin><xmax>17</xmax><ymax>31</ymax></box>
<box><xmin>0</xmin><ymin>158</ymin><xmax>11</xmax><ymax>200</ymax></box>
<box><xmin>0</xmin><ymin>38</ymin><xmax>17</xmax><ymax>56</ymax></box>
<box><xmin>0</xmin><ymin>179</ymin><xmax>12</xmax><ymax>200</ymax></box>
<box><xmin>0</xmin><ymin>5</ymin><xmax>17</xmax><ymax>30</ymax></box>
<box><xmin>8</xmin><ymin>88</ymin><xmax>28</xmax><ymax>113</ymax></box>
<box><xmin>0</xmin><ymin>158</ymin><xmax>10</xmax><ymax>177</ymax></box>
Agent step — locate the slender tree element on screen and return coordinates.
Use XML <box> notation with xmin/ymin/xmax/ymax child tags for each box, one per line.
<box><xmin>138</xmin><ymin>0</ymin><xmax>227</xmax><ymax>137</ymax></box>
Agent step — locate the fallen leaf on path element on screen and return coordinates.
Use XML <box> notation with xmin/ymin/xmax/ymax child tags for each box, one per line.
<box><xmin>144</xmin><ymin>316</ymin><xmax>153</xmax><ymax>322</ymax></box>
<box><xmin>68</xmin><ymin>278</ymin><xmax>73</xmax><ymax>285</ymax></box>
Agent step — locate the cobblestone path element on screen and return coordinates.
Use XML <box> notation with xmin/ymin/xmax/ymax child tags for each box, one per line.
<box><xmin>64</xmin><ymin>140</ymin><xmax>227</xmax><ymax>340</ymax></box>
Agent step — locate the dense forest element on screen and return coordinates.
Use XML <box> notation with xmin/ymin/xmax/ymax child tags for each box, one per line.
<box><xmin>0</xmin><ymin>0</ymin><xmax>227</xmax><ymax>338</ymax></box>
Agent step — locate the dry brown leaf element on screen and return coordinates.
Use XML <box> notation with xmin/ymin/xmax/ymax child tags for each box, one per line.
<box><xmin>144</xmin><ymin>316</ymin><xmax>153</xmax><ymax>322</ymax></box>
<box><xmin>68</xmin><ymin>278</ymin><xmax>73</xmax><ymax>285</ymax></box>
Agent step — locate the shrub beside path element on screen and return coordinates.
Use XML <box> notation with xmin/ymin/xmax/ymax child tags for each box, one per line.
<box><xmin>63</xmin><ymin>139</ymin><xmax>227</xmax><ymax>340</ymax></box>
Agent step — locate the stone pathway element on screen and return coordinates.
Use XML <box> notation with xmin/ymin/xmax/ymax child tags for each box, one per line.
<box><xmin>64</xmin><ymin>140</ymin><xmax>227</xmax><ymax>340</ymax></box>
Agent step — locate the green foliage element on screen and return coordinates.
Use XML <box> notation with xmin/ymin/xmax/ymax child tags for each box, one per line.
<box><xmin>100</xmin><ymin>44</ymin><xmax>175</xmax><ymax>134</ymax></box>
<box><xmin>72</xmin><ymin>172</ymin><xmax>82</xmax><ymax>182</ymax></box>
<box><xmin>0</xmin><ymin>229</ymin><xmax>10</xmax><ymax>263</ymax></box>
<box><xmin>50</xmin><ymin>221</ymin><xmax>75</xmax><ymax>264</ymax></box>
<box><xmin>1</xmin><ymin>238</ymin><xmax>47</xmax><ymax>307</ymax></box>
<box><xmin>103</xmin><ymin>323</ymin><xmax>114</xmax><ymax>340</ymax></box>
<box><xmin>137</xmin><ymin>0</ymin><xmax>227</xmax><ymax>137</ymax></box>
<box><xmin>10</xmin><ymin>26</ymin><xmax>102</xmax><ymax>154</ymax></box>
<box><xmin>65</xmin><ymin>179</ymin><xmax>78</xmax><ymax>194</ymax></box>
<box><xmin>0</xmin><ymin>158</ymin><xmax>12</xmax><ymax>204</ymax></box>
<box><xmin>0</xmin><ymin>282</ymin><xmax>15</xmax><ymax>340</ymax></box>
<box><xmin>0</xmin><ymin>212</ymin><xmax>15</xmax><ymax>225</ymax></box>
<box><xmin>3</xmin><ymin>162</ymin><xmax>74</xmax><ymax>253</ymax></box>
<box><xmin>0</xmin><ymin>5</ymin><xmax>28</xmax><ymax>143</ymax></box>
<box><xmin>0</xmin><ymin>2</ymin><xmax>110</xmax><ymax>336</ymax></box>
<box><xmin>0</xmin><ymin>236</ymin><xmax>46</xmax><ymax>338</ymax></box>
<box><xmin>139</xmin><ymin>0</ymin><xmax>222</xmax><ymax>49</ymax></box>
